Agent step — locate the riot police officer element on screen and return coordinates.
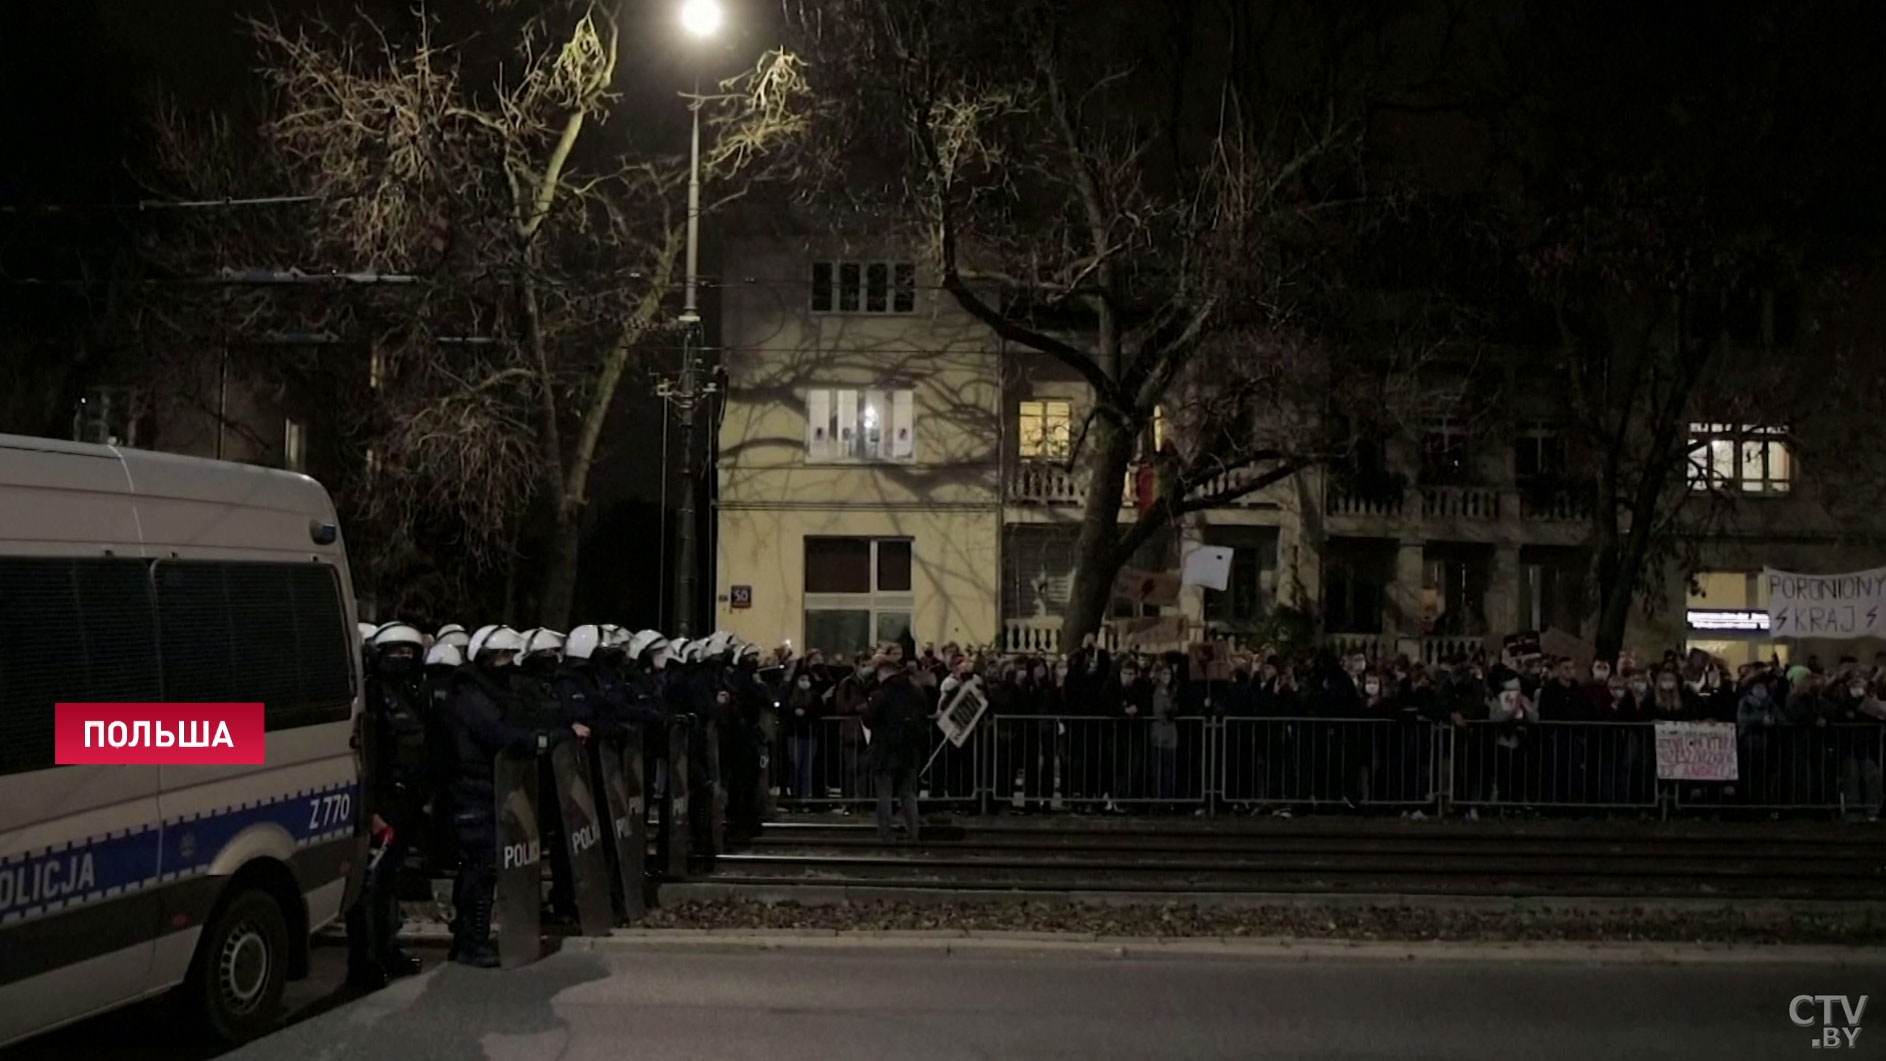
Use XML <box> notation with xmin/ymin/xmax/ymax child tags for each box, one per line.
<box><xmin>421</xmin><ymin>638</ymin><xmax>464</xmax><ymax>874</ymax></box>
<box><xmin>514</xmin><ymin>628</ymin><xmax>579</xmax><ymax>922</ymax></box>
<box><xmin>718</xmin><ymin>639</ymin><xmax>770</xmax><ymax>839</ymax></box>
<box><xmin>446</xmin><ymin>625</ymin><xmax>584</xmax><ymax>968</ymax></box>
<box><xmin>347</xmin><ymin>622</ymin><xmax>430</xmax><ymax>988</ymax></box>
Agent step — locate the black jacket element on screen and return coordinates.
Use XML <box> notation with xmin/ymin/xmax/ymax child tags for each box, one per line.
<box><xmin>863</xmin><ymin>671</ymin><xmax>929</xmax><ymax>773</ymax></box>
<box><xmin>448</xmin><ymin>664</ymin><xmax>553</xmax><ymax>805</ymax></box>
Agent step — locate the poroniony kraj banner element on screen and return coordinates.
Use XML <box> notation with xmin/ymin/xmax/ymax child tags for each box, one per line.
<box><xmin>1763</xmin><ymin>565</ymin><xmax>1886</xmax><ymax>639</ymax></box>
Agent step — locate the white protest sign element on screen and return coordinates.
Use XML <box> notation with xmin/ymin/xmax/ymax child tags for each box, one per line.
<box><xmin>1182</xmin><ymin>545</ymin><xmax>1234</xmax><ymax>592</ymax></box>
<box><xmin>1654</xmin><ymin>720</ymin><xmax>1739</xmax><ymax>782</ymax></box>
<box><xmin>1764</xmin><ymin>565</ymin><xmax>1886</xmax><ymax>640</ymax></box>
<box><xmin>936</xmin><ymin>676</ymin><xmax>989</xmax><ymax>748</ymax></box>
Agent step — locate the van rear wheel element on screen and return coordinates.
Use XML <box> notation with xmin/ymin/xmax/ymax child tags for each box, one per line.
<box><xmin>188</xmin><ymin>888</ymin><xmax>290</xmax><ymax>1044</ymax></box>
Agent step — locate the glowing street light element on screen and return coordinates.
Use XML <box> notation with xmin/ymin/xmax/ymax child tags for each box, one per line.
<box><xmin>680</xmin><ymin>0</ymin><xmax>723</xmax><ymax>39</ymax></box>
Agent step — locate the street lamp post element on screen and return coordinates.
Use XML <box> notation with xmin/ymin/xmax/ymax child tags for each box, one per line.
<box><xmin>659</xmin><ymin>0</ymin><xmax>724</xmax><ymax>640</ymax></box>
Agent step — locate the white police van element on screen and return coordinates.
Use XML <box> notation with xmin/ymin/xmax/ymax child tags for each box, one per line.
<box><xmin>0</xmin><ymin>434</ymin><xmax>367</xmax><ymax>1046</ymax></box>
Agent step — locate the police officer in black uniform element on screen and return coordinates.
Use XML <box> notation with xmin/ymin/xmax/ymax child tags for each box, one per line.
<box><xmin>421</xmin><ymin>632</ymin><xmax>467</xmax><ymax>873</ymax></box>
<box><xmin>347</xmin><ymin>622</ymin><xmax>429</xmax><ymax>988</ymax></box>
<box><xmin>720</xmin><ymin>639</ymin><xmax>770</xmax><ymax>840</ymax></box>
<box><xmin>446</xmin><ymin>625</ymin><xmax>585</xmax><ymax>968</ymax></box>
<box><xmin>513</xmin><ymin>628</ymin><xmax>580</xmax><ymax>922</ymax></box>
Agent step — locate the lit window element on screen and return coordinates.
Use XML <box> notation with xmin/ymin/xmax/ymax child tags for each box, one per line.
<box><xmin>1687</xmin><ymin>423</ymin><xmax>1790</xmax><ymax>494</ymax></box>
<box><xmin>804</xmin><ymin>388</ymin><xmax>916</xmax><ymax>463</ymax></box>
<box><xmin>1018</xmin><ymin>399</ymin><xmax>1072</xmax><ymax>460</ymax></box>
<box><xmin>810</xmin><ymin>260</ymin><xmax>917</xmax><ymax>315</ymax></box>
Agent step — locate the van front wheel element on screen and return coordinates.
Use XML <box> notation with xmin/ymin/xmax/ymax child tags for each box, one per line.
<box><xmin>189</xmin><ymin>888</ymin><xmax>290</xmax><ymax>1044</ymax></box>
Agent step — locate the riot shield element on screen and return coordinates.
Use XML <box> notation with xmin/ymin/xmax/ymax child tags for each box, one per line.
<box><xmin>591</xmin><ymin>729</ymin><xmax>648</xmax><ymax>923</ymax></box>
<box><xmin>493</xmin><ymin>748</ymin><xmax>542</xmax><ymax>969</ymax></box>
<box><xmin>702</xmin><ymin>717</ymin><xmax>726</xmax><ymax>862</ymax></box>
<box><xmin>662</xmin><ymin>716</ymin><xmax>691</xmax><ymax>879</ymax></box>
<box><xmin>548</xmin><ymin>738</ymin><xmax>616</xmax><ymax>937</ymax></box>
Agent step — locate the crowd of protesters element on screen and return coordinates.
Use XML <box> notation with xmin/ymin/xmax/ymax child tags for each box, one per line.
<box><xmin>752</xmin><ymin>636</ymin><xmax>1886</xmax><ymax>821</ymax></box>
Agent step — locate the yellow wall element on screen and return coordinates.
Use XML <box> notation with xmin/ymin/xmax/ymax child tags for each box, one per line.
<box><xmin>715</xmin><ymin>505</ymin><xmax>1001</xmax><ymax>653</ymax></box>
<box><xmin>715</xmin><ymin>233</ymin><xmax>1005</xmax><ymax>654</ymax></box>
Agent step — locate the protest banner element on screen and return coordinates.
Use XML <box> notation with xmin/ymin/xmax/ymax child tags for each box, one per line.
<box><xmin>1764</xmin><ymin>565</ymin><xmax>1886</xmax><ymax>639</ymax></box>
<box><xmin>1654</xmin><ymin>720</ymin><xmax>1739</xmax><ymax>782</ymax></box>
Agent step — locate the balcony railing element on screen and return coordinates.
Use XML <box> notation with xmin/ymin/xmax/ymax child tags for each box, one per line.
<box><xmin>1517</xmin><ymin>483</ymin><xmax>1594</xmax><ymax>522</ymax></box>
<box><xmin>1419</xmin><ymin>484</ymin><xmax>1501</xmax><ymax>520</ymax></box>
<box><xmin>1001</xmin><ymin>616</ymin><xmax>1127</xmax><ymax>655</ymax></box>
<box><xmin>1325</xmin><ymin>484</ymin><xmax>1406</xmax><ymax>518</ymax></box>
<box><xmin>1007</xmin><ymin>462</ymin><xmax>1089</xmax><ymax>506</ymax></box>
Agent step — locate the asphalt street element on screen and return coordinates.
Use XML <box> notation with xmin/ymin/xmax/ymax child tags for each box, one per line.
<box><xmin>0</xmin><ymin>938</ymin><xmax>431</xmax><ymax>1061</ymax></box>
<box><xmin>142</xmin><ymin>943</ymin><xmax>1884</xmax><ymax>1061</ymax></box>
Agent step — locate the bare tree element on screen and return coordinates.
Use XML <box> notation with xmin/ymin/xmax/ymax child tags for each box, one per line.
<box><xmin>787</xmin><ymin>0</ymin><xmax>1422</xmax><ymax>647</ymax></box>
<box><xmin>134</xmin><ymin>0</ymin><xmax>808</xmax><ymax>623</ymax></box>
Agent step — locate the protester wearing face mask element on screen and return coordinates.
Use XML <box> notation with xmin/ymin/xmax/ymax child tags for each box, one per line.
<box><xmin>783</xmin><ymin>661</ymin><xmax>825</xmax><ymax>800</ymax></box>
<box><xmin>1651</xmin><ymin>666</ymin><xmax>1697</xmax><ymax>720</ymax></box>
<box><xmin>1484</xmin><ymin>668</ymin><xmax>1538</xmax><ymax>808</ymax></box>
<box><xmin>1835</xmin><ymin>676</ymin><xmax>1885</xmax><ymax>821</ymax></box>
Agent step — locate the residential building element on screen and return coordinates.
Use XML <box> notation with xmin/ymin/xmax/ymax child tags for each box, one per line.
<box><xmin>712</xmin><ymin>230</ymin><xmax>1885</xmax><ymax>664</ymax></box>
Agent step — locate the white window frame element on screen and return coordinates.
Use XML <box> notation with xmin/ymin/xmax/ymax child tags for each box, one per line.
<box><xmin>803</xmin><ymin>537</ymin><xmax>916</xmax><ymax>653</ymax></box>
<box><xmin>1687</xmin><ymin>422</ymin><xmax>1791</xmax><ymax>495</ymax></box>
<box><xmin>810</xmin><ymin>259</ymin><xmax>918</xmax><ymax>315</ymax></box>
<box><xmin>804</xmin><ymin>386</ymin><xmax>916</xmax><ymax>464</ymax></box>
<box><xmin>1017</xmin><ymin>399</ymin><xmax>1073</xmax><ymax>461</ymax></box>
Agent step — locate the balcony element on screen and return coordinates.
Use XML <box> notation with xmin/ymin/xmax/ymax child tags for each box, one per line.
<box><xmin>1001</xmin><ymin>616</ymin><xmax>1126</xmax><ymax>655</ymax></box>
<box><xmin>1007</xmin><ymin>462</ymin><xmax>1090</xmax><ymax>506</ymax></box>
<box><xmin>1419</xmin><ymin>485</ymin><xmax>1501</xmax><ymax>520</ymax></box>
<box><xmin>1517</xmin><ymin>481</ymin><xmax>1595</xmax><ymax>523</ymax></box>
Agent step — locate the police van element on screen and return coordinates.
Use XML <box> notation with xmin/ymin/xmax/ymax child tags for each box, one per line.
<box><xmin>0</xmin><ymin>434</ymin><xmax>367</xmax><ymax>1047</ymax></box>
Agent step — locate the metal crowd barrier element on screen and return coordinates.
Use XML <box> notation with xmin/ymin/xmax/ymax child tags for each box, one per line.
<box><xmin>1219</xmin><ymin>717</ymin><xmax>1441</xmax><ymax>810</ymax></box>
<box><xmin>1447</xmin><ymin>720</ymin><xmax>1659</xmax><ymax>812</ymax></box>
<box><xmin>762</xmin><ymin>713</ymin><xmax>1885</xmax><ymax>819</ymax></box>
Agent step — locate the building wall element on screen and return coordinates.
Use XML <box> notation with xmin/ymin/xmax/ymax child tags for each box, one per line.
<box><xmin>715</xmin><ymin>230</ymin><xmax>1005</xmax><ymax>654</ymax></box>
<box><xmin>715</xmin><ymin>505</ymin><xmax>1001</xmax><ymax>652</ymax></box>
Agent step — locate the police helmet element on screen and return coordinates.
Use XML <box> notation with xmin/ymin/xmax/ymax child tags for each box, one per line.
<box><xmin>425</xmin><ymin>641</ymin><xmax>465</xmax><ymax>668</ymax></box>
<box><xmin>520</xmin><ymin>628</ymin><xmax>566</xmax><ymax>660</ymax></box>
<box><xmin>468</xmin><ymin>624</ymin><xmax>526</xmax><ymax>661</ymax></box>
<box><xmin>435</xmin><ymin>624</ymin><xmax>471</xmax><ymax>650</ymax></box>
<box><xmin>567</xmin><ymin>624</ymin><xmax>603</xmax><ymax>660</ymax></box>
<box><xmin>370</xmin><ymin>622</ymin><xmax>426</xmax><ymax>650</ymax></box>
<box><xmin>733</xmin><ymin>640</ymin><xmax>760</xmax><ymax>665</ymax></box>
<box><xmin>626</xmin><ymin>628</ymin><xmax>667</xmax><ymax>660</ymax></box>
<box><xmin>701</xmin><ymin>630</ymin><xmax>737</xmax><ymax>660</ymax></box>
<box><xmin>358</xmin><ymin>621</ymin><xmax>379</xmax><ymax>643</ymax></box>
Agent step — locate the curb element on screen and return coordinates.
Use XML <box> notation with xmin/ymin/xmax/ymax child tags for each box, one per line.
<box><xmin>656</xmin><ymin>882</ymin><xmax>1886</xmax><ymax>918</ymax></box>
<box><xmin>362</xmin><ymin>921</ymin><xmax>1886</xmax><ymax>965</ymax></box>
<box><xmin>556</xmin><ymin>930</ymin><xmax>1886</xmax><ymax>965</ymax></box>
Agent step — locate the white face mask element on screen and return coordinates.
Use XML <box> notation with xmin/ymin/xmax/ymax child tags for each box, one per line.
<box><xmin>796</xmin><ymin>677</ymin><xmax>812</xmax><ymax>689</ymax></box>
<box><xmin>1592</xmin><ymin>666</ymin><xmax>1612</xmax><ymax>681</ymax></box>
<box><xmin>1658</xmin><ymin>678</ymin><xmax>1678</xmax><ymax>692</ymax></box>
<box><xmin>1363</xmin><ymin>680</ymin><xmax>1381</xmax><ymax>696</ymax></box>
<box><xmin>1850</xmin><ymin>685</ymin><xmax>1868</xmax><ymax>699</ymax></box>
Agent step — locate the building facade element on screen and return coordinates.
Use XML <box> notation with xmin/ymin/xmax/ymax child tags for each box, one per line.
<box><xmin>712</xmin><ymin>230</ymin><xmax>1886</xmax><ymax>664</ymax></box>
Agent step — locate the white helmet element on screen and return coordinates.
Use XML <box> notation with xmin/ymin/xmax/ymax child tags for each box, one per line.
<box><xmin>468</xmin><ymin>624</ymin><xmax>526</xmax><ymax>660</ymax></box>
<box><xmin>435</xmin><ymin>624</ymin><xmax>471</xmax><ymax>650</ymax></box>
<box><xmin>627</xmin><ymin>629</ymin><xmax>668</xmax><ymax>659</ymax></box>
<box><xmin>425</xmin><ymin>641</ymin><xmax>465</xmax><ymax>668</ymax></box>
<box><xmin>370</xmin><ymin>622</ymin><xmax>425</xmax><ymax>650</ymax></box>
<box><xmin>567</xmin><ymin>624</ymin><xmax>603</xmax><ymax>660</ymax></box>
<box><xmin>601</xmin><ymin>624</ymin><xmax>633</xmax><ymax>649</ymax></box>
<box><xmin>733</xmin><ymin>640</ymin><xmax>760</xmax><ymax>665</ymax></box>
<box><xmin>669</xmin><ymin>638</ymin><xmax>697</xmax><ymax>664</ymax></box>
<box><xmin>520</xmin><ymin>628</ymin><xmax>566</xmax><ymax>660</ymax></box>
<box><xmin>701</xmin><ymin>630</ymin><xmax>737</xmax><ymax>660</ymax></box>
<box><xmin>358</xmin><ymin>622</ymin><xmax>379</xmax><ymax>643</ymax></box>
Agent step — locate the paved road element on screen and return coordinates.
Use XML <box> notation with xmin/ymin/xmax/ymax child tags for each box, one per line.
<box><xmin>169</xmin><ymin>944</ymin><xmax>1874</xmax><ymax>1061</ymax></box>
<box><xmin>0</xmin><ymin>938</ymin><xmax>437</xmax><ymax>1061</ymax></box>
